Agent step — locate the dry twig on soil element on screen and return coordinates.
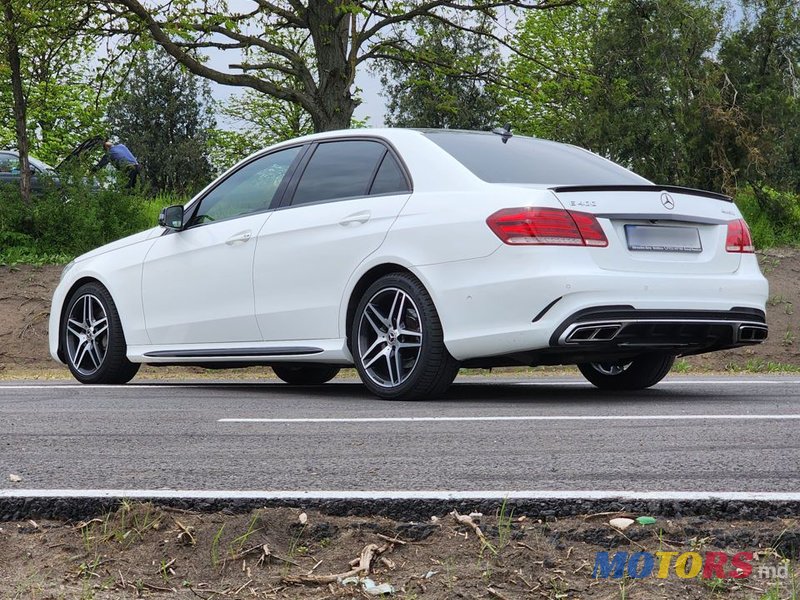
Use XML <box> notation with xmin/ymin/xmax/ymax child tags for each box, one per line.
<box><xmin>488</xmin><ymin>587</ymin><xmax>512</xmax><ymax>600</ymax></box>
<box><xmin>174</xmin><ymin>519</ymin><xmax>197</xmax><ymax>546</ymax></box>
<box><xmin>451</xmin><ymin>510</ymin><xmax>494</xmax><ymax>553</ymax></box>
<box><xmin>283</xmin><ymin>541</ymin><xmax>394</xmax><ymax>585</ymax></box>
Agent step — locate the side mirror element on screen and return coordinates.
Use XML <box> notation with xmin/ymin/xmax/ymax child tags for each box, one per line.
<box><xmin>159</xmin><ymin>205</ymin><xmax>184</xmax><ymax>230</ymax></box>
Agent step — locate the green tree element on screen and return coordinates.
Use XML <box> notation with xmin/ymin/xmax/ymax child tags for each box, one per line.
<box><xmin>0</xmin><ymin>0</ymin><xmax>31</xmax><ymax>202</ymax></box>
<box><xmin>100</xmin><ymin>0</ymin><xmax>575</xmax><ymax>132</ymax></box>
<box><xmin>105</xmin><ymin>47</ymin><xmax>216</xmax><ymax>194</ymax></box>
<box><xmin>377</xmin><ymin>16</ymin><xmax>503</xmax><ymax>129</ymax></box>
<box><xmin>21</xmin><ymin>38</ymin><xmax>106</xmax><ymax>167</ymax></box>
<box><xmin>500</xmin><ymin>0</ymin><xmax>605</xmax><ymax>141</ymax></box>
<box><xmin>716</xmin><ymin>0</ymin><xmax>800</xmax><ymax>202</ymax></box>
<box><xmin>0</xmin><ymin>1</ymin><xmax>101</xmax><ymax>202</ymax></box>
<box><xmin>206</xmin><ymin>30</ymin><xmax>315</xmax><ymax>172</ymax></box>
<box><xmin>503</xmin><ymin>0</ymin><xmax>799</xmax><ymax>198</ymax></box>
<box><xmin>502</xmin><ymin>0</ymin><xmax>729</xmax><ymax>189</ymax></box>
<box><xmin>207</xmin><ymin>92</ymin><xmax>313</xmax><ymax>173</ymax></box>
<box><xmin>581</xmin><ymin>0</ymin><xmax>725</xmax><ymax>187</ymax></box>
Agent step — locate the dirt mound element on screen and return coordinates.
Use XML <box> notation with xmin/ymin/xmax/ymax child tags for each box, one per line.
<box><xmin>0</xmin><ymin>264</ymin><xmax>62</xmax><ymax>375</ymax></box>
<box><xmin>1</xmin><ymin>249</ymin><xmax>798</xmax><ymax>378</ymax></box>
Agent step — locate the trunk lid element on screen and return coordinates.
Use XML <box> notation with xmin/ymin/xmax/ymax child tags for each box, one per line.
<box><xmin>54</xmin><ymin>136</ymin><xmax>104</xmax><ymax>171</ymax></box>
<box><xmin>550</xmin><ymin>185</ymin><xmax>742</xmax><ymax>274</ymax></box>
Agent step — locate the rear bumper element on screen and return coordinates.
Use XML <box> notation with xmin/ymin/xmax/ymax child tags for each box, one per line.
<box><xmin>456</xmin><ymin>306</ymin><xmax>767</xmax><ymax>368</ymax></box>
<box><xmin>415</xmin><ymin>247</ymin><xmax>768</xmax><ymax>363</ymax></box>
<box><xmin>551</xmin><ymin>305</ymin><xmax>766</xmax><ymax>352</ymax></box>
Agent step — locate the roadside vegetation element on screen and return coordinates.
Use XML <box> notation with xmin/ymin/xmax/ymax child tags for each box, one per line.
<box><xmin>0</xmin><ymin>182</ymin><xmax>179</xmax><ymax>266</ymax></box>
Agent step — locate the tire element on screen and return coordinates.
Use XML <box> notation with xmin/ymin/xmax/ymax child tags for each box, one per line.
<box><xmin>272</xmin><ymin>364</ymin><xmax>340</xmax><ymax>385</ymax></box>
<box><xmin>577</xmin><ymin>353</ymin><xmax>675</xmax><ymax>390</ymax></box>
<box><xmin>351</xmin><ymin>272</ymin><xmax>460</xmax><ymax>400</ymax></box>
<box><xmin>62</xmin><ymin>282</ymin><xmax>140</xmax><ymax>384</ymax></box>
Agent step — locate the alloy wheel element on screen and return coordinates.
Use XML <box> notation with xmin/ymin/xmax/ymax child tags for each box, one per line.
<box><xmin>356</xmin><ymin>287</ymin><xmax>423</xmax><ymax>388</ymax></box>
<box><xmin>65</xmin><ymin>294</ymin><xmax>109</xmax><ymax>376</ymax></box>
<box><xmin>590</xmin><ymin>361</ymin><xmax>633</xmax><ymax>376</ymax></box>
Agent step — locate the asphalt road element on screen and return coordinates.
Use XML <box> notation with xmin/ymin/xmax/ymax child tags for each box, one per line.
<box><xmin>1</xmin><ymin>375</ymin><xmax>799</xmax><ymax>493</ymax></box>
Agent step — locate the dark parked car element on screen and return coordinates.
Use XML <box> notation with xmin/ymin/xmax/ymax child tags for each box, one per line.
<box><xmin>0</xmin><ymin>138</ymin><xmax>105</xmax><ymax>194</ymax></box>
<box><xmin>0</xmin><ymin>151</ymin><xmax>60</xmax><ymax>193</ymax></box>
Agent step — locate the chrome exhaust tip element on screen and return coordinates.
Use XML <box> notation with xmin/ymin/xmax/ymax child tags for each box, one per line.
<box><xmin>565</xmin><ymin>323</ymin><xmax>623</xmax><ymax>343</ymax></box>
<box><xmin>738</xmin><ymin>324</ymin><xmax>768</xmax><ymax>343</ymax></box>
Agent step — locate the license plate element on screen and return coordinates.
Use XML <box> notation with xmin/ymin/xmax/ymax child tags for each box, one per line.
<box><xmin>625</xmin><ymin>225</ymin><xmax>702</xmax><ymax>253</ymax></box>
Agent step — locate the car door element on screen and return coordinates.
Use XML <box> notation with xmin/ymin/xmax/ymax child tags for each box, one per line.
<box><xmin>29</xmin><ymin>164</ymin><xmax>43</xmax><ymax>194</ymax></box>
<box><xmin>141</xmin><ymin>145</ymin><xmax>304</xmax><ymax>345</ymax></box>
<box><xmin>253</xmin><ymin>139</ymin><xmax>412</xmax><ymax>341</ymax></box>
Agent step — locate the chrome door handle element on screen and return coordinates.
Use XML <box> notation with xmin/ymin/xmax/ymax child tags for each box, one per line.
<box><xmin>226</xmin><ymin>231</ymin><xmax>252</xmax><ymax>245</ymax></box>
<box><xmin>339</xmin><ymin>210</ymin><xmax>371</xmax><ymax>227</ymax></box>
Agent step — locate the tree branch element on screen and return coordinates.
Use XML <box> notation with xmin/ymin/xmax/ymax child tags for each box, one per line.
<box><xmin>253</xmin><ymin>0</ymin><xmax>305</xmax><ymax>27</ymax></box>
<box><xmin>105</xmin><ymin>0</ymin><xmax>319</xmax><ymax>114</ymax></box>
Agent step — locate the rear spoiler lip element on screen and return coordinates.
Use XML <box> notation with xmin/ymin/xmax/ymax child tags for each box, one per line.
<box><xmin>549</xmin><ymin>184</ymin><xmax>732</xmax><ymax>203</ymax></box>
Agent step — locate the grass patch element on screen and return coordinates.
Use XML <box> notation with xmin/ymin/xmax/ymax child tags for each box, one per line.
<box><xmin>725</xmin><ymin>359</ymin><xmax>800</xmax><ymax>374</ymax></box>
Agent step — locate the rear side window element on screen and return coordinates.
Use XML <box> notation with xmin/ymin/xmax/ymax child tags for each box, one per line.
<box><xmin>369</xmin><ymin>153</ymin><xmax>410</xmax><ymax>195</ymax></box>
<box><xmin>425</xmin><ymin>132</ymin><xmax>649</xmax><ymax>185</ymax></box>
<box><xmin>292</xmin><ymin>140</ymin><xmax>386</xmax><ymax>205</ymax></box>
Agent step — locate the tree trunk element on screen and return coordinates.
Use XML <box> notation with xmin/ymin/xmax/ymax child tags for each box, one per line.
<box><xmin>307</xmin><ymin>0</ymin><xmax>359</xmax><ymax>132</ymax></box>
<box><xmin>2</xmin><ymin>0</ymin><xmax>32</xmax><ymax>204</ymax></box>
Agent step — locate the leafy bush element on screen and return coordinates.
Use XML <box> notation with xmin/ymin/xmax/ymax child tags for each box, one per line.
<box><xmin>735</xmin><ymin>186</ymin><xmax>800</xmax><ymax>250</ymax></box>
<box><xmin>0</xmin><ymin>181</ymin><xmax>179</xmax><ymax>265</ymax></box>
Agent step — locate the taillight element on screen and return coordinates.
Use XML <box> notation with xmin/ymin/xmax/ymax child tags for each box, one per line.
<box><xmin>486</xmin><ymin>207</ymin><xmax>609</xmax><ymax>247</ymax></box>
<box><xmin>725</xmin><ymin>219</ymin><xmax>754</xmax><ymax>253</ymax></box>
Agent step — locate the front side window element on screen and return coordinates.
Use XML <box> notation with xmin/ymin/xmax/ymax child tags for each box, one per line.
<box><xmin>291</xmin><ymin>140</ymin><xmax>387</xmax><ymax>206</ymax></box>
<box><xmin>189</xmin><ymin>146</ymin><xmax>302</xmax><ymax>226</ymax></box>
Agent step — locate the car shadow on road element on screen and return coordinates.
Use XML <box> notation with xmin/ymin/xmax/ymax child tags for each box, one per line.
<box><xmin>164</xmin><ymin>378</ymin><xmax>704</xmax><ymax>407</ymax></box>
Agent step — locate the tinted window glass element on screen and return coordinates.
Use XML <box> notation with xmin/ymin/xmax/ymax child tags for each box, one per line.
<box><xmin>425</xmin><ymin>132</ymin><xmax>649</xmax><ymax>185</ymax></box>
<box><xmin>0</xmin><ymin>154</ymin><xmax>17</xmax><ymax>173</ymax></box>
<box><xmin>292</xmin><ymin>141</ymin><xmax>386</xmax><ymax>205</ymax></box>
<box><xmin>0</xmin><ymin>154</ymin><xmax>48</xmax><ymax>173</ymax></box>
<box><xmin>370</xmin><ymin>153</ymin><xmax>409</xmax><ymax>195</ymax></box>
<box><xmin>190</xmin><ymin>146</ymin><xmax>301</xmax><ymax>226</ymax></box>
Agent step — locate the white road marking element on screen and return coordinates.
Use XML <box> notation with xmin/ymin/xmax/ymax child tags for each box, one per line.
<box><xmin>2</xmin><ymin>489</ymin><xmax>800</xmax><ymax>501</ymax></box>
<box><xmin>219</xmin><ymin>414</ymin><xmax>800</xmax><ymax>424</ymax></box>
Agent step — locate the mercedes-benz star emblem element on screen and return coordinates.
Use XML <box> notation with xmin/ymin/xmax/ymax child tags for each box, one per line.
<box><xmin>661</xmin><ymin>192</ymin><xmax>675</xmax><ymax>210</ymax></box>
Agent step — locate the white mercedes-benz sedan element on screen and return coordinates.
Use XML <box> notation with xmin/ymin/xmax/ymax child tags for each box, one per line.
<box><xmin>49</xmin><ymin>128</ymin><xmax>768</xmax><ymax>399</ymax></box>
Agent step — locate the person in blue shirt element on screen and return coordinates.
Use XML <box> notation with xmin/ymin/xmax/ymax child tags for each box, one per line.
<box><xmin>93</xmin><ymin>140</ymin><xmax>141</xmax><ymax>189</ymax></box>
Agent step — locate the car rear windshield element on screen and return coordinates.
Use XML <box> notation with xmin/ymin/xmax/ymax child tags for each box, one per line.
<box><xmin>424</xmin><ymin>131</ymin><xmax>649</xmax><ymax>185</ymax></box>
